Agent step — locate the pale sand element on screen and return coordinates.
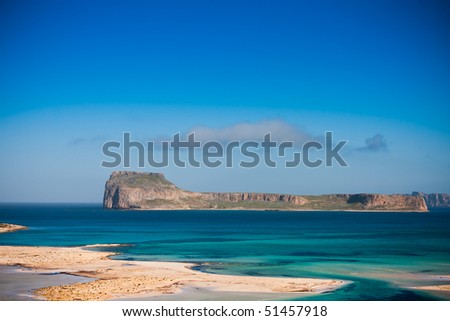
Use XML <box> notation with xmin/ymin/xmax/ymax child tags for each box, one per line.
<box><xmin>0</xmin><ymin>223</ymin><xmax>28</xmax><ymax>233</ymax></box>
<box><xmin>0</xmin><ymin>245</ymin><xmax>345</xmax><ymax>301</ymax></box>
<box><xmin>413</xmin><ymin>285</ymin><xmax>450</xmax><ymax>291</ymax></box>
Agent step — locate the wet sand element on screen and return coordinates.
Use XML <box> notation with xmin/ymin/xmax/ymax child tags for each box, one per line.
<box><xmin>0</xmin><ymin>265</ymin><xmax>91</xmax><ymax>300</ymax></box>
<box><xmin>116</xmin><ymin>286</ymin><xmax>318</xmax><ymax>301</ymax></box>
<box><xmin>0</xmin><ymin>245</ymin><xmax>345</xmax><ymax>301</ymax></box>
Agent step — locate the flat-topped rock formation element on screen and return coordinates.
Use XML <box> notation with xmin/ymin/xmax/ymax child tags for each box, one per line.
<box><xmin>103</xmin><ymin>171</ymin><xmax>307</xmax><ymax>210</ymax></box>
<box><xmin>103</xmin><ymin>171</ymin><xmax>428</xmax><ymax>212</ymax></box>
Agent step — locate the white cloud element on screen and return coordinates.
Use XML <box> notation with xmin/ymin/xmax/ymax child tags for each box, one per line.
<box><xmin>189</xmin><ymin>119</ymin><xmax>316</xmax><ymax>146</ymax></box>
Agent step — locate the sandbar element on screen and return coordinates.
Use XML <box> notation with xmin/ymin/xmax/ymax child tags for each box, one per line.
<box><xmin>0</xmin><ymin>245</ymin><xmax>345</xmax><ymax>301</ymax></box>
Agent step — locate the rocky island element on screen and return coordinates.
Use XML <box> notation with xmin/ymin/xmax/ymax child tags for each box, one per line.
<box><xmin>103</xmin><ymin>171</ymin><xmax>428</xmax><ymax>212</ymax></box>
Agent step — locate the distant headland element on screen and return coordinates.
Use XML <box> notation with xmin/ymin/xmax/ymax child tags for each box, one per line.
<box><xmin>0</xmin><ymin>223</ymin><xmax>28</xmax><ymax>233</ymax></box>
<box><xmin>103</xmin><ymin>171</ymin><xmax>430</xmax><ymax>212</ymax></box>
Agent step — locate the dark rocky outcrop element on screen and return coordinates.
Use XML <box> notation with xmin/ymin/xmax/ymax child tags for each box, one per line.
<box><xmin>103</xmin><ymin>171</ymin><xmax>428</xmax><ymax>212</ymax></box>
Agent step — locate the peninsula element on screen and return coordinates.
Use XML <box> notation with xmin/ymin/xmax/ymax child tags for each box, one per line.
<box><xmin>0</xmin><ymin>223</ymin><xmax>28</xmax><ymax>233</ymax></box>
<box><xmin>103</xmin><ymin>171</ymin><xmax>428</xmax><ymax>212</ymax></box>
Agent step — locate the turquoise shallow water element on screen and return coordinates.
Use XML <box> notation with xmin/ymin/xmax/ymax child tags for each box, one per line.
<box><xmin>0</xmin><ymin>204</ymin><xmax>449</xmax><ymax>300</ymax></box>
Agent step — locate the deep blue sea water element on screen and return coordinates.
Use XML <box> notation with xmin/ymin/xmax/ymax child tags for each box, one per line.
<box><xmin>1</xmin><ymin>204</ymin><xmax>449</xmax><ymax>300</ymax></box>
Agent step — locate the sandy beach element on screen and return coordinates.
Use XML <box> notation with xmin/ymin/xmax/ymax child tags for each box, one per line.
<box><xmin>0</xmin><ymin>245</ymin><xmax>345</xmax><ymax>301</ymax></box>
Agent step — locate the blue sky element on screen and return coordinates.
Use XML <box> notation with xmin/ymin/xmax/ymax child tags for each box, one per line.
<box><xmin>1</xmin><ymin>0</ymin><xmax>449</xmax><ymax>202</ymax></box>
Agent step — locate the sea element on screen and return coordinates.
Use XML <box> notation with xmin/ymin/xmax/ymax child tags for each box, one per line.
<box><xmin>0</xmin><ymin>204</ymin><xmax>449</xmax><ymax>301</ymax></box>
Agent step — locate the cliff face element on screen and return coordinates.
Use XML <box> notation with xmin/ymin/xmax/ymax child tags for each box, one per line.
<box><xmin>348</xmin><ymin>194</ymin><xmax>427</xmax><ymax>212</ymax></box>
<box><xmin>412</xmin><ymin>192</ymin><xmax>450</xmax><ymax>209</ymax></box>
<box><xmin>103</xmin><ymin>171</ymin><xmax>428</xmax><ymax>212</ymax></box>
<box><xmin>103</xmin><ymin>172</ymin><xmax>192</xmax><ymax>209</ymax></box>
<box><xmin>199</xmin><ymin>192</ymin><xmax>306</xmax><ymax>205</ymax></box>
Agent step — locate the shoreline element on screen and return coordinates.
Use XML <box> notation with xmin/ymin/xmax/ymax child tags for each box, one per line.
<box><xmin>0</xmin><ymin>245</ymin><xmax>346</xmax><ymax>301</ymax></box>
<box><xmin>113</xmin><ymin>207</ymin><xmax>429</xmax><ymax>213</ymax></box>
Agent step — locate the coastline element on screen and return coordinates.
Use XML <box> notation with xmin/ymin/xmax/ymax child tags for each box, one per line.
<box><xmin>0</xmin><ymin>245</ymin><xmax>346</xmax><ymax>301</ymax></box>
<box><xmin>124</xmin><ymin>207</ymin><xmax>429</xmax><ymax>212</ymax></box>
